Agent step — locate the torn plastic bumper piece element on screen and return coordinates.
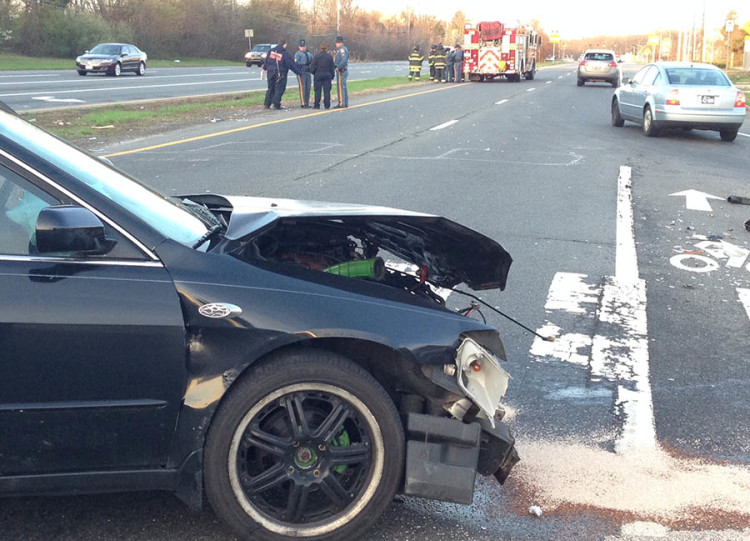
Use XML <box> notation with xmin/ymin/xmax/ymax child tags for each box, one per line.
<box><xmin>403</xmin><ymin>413</ymin><xmax>519</xmax><ymax>504</ymax></box>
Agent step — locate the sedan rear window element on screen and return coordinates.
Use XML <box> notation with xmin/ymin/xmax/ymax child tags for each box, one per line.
<box><xmin>665</xmin><ymin>68</ymin><xmax>730</xmax><ymax>86</ymax></box>
<box><xmin>584</xmin><ymin>52</ymin><xmax>614</xmax><ymax>61</ymax></box>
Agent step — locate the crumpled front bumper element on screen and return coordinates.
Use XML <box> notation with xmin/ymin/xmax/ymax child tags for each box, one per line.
<box><xmin>403</xmin><ymin>335</ymin><xmax>519</xmax><ymax>504</ymax></box>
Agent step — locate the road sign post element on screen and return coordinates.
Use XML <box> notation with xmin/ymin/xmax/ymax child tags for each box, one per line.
<box><xmin>245</xmin><ymin>29</ymin><xmax>254</xmax><ymax>52</ymax></box>
<box><xmin>725</xmin><ymin>19</ymin><xmax>734</xmax><ymax>71</ymax></box>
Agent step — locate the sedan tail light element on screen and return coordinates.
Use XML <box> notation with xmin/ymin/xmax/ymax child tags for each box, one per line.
<box><xmin>579</xmin><ymin>60</ymin><xmax>586</xmax><ymax>67</ymax></box>
<box><xmin>608</xmin><ymin>61</ymin><xmax>617</xmax><ymax>67</ymax></box>
<box><xmin>736</xmin><ymin>91</ymin><xmax>746</xmax><ymax>108</ymax></box>
<box><xmin>666</xmin><ymin>89</ymin><xmax>680</xmax><ymax>106</ymax></box>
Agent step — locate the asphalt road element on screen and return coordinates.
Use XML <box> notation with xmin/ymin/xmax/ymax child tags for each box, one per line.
<box><xmin>0</xmin><ymin>61</ymin><xmax>404</xmax><ymax>112</ymax></box>
<box><xmin>2</xmin><ymin>64</ymin><xmax>749</xmax><ymax>540</ymax></box>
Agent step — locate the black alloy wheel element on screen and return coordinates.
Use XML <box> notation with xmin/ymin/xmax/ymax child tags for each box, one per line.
<box><xmin>205</xmin><ymin>349</ymin><xmax>404</xmax><ymax>541</ymax></box>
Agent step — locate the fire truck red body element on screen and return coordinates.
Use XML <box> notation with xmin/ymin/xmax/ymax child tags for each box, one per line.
<box><xmin>463</xmin><ymin>22</ymin><xmax>539</xmax><ymax>82</ymax></box>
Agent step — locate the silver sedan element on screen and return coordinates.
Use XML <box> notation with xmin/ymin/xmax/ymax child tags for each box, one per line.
<box><xmin>611</xmin><ymin>62</ymin><xmax>746</xmax><ymax>141</ymax></box>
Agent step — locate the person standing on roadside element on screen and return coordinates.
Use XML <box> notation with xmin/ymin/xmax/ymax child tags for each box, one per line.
<box><xmin>309</xmin><ymin>42</ymin><xmax>335</xmax><ymax>109</ymax></box>
<box><xmin>263</xmin><ymin>39</ymin><xmax>303</xmax><ymax>110</ymax></box>
<box><xmin>453</xmin><ymin>44</ymin><xmax>464</xmax><ymax>82</ymax></box>
<box><xmin>433</xmin><ymin>45</ymin><xmax>447</xmax><ymax>83</ymax></box>
<box><xmin>294</xmin><ymin>39</ymin><xmax>313</xmax><ymax>108</ymax></box>
<box><xmin>445</xmin><ymin>46</ymin><xmax>455</xmax><ymax>82</ymax></box>
<box><xmin>334</xmin><ymin>36</ymin><xmax>349</xmax><ymax>108</ymax></box>
<box><xmin>428</xmin><ymin>44</ymin><xmax>437</xmax><ymax>80</ymax></box>
<box><xmin>408</xmin><ymin>45</ymin><xmax>424</xmax><ymax>80</ymax></box>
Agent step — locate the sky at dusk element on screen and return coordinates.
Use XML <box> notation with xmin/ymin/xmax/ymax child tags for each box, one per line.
<box><xmin>350</xmin><ymin>0</ymin><xmax>748</xmax><ymax>39</ymax></box>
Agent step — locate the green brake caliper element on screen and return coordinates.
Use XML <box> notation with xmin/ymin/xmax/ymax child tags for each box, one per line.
<box><xmin>331</xmin><ymin>427</ymin><xmax>350</xmax><ymax>474</ymax></box>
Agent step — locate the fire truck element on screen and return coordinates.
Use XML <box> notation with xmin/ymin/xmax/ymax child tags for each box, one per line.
<box><xmin>463</xmin><ymin>22</ymin><xmax>540</xmax><ymax>82</ymax></box>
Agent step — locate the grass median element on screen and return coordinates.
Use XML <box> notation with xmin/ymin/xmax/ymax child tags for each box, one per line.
<box><xmin>22</xmin><ymin>76</ymin><xmax>429</xmax><ymax>143</ymax></box>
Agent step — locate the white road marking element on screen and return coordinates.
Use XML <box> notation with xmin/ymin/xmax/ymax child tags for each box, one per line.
<box><xmin>557</xmin><ymin>75</ymin><xmax>564</xmax><ymax>79</ymax></box>
<box><xmin>738</xmin><ymin>288</ymin><xmax>750</xmax><ymax>322</ymax></box>
<box><xmin>0</xmin><ymin>77</ymin><xmax>257</xmax><ymax>98</ymax></box>
<box><xmin>32</xmin><ymin>96</ymin><xmax>85</xmax><ymax>103</ymax></box>
<box><xmin>545</xmin><ymin>80</ymin><xmax>552</xmax><ymax>84</ymax></box>
<box><xmin>739</xmin><ymin>132</ymin><xmax>749</xmax><ymax>138</ymax></box>
<box><xmin>429</xmin><ymin>119</ymin><xmax>458</xmax><ymax>131</ymax></box>
<box><xmin>526</xmin><ymin>87</ymin><xmax>536</xmax><ymax>92</ymax></box>
<box><xmin>531</xmin><ymin>165</ymin><xmax>656</xmax><ymax>454</ymax></box>
<box><xmin>669</xmin><ymin>189</ymin><xmax>722</xmax><ymax>212</ymax></box>
<box><xmin>0</xmin><ymin>73</ymin><xmax>61</xmax><ymax>79</ymax></box>
<box><xmin>495</xmin><ymin>99</ymin><xmax>509</xmax><ymax>105</ymax></box>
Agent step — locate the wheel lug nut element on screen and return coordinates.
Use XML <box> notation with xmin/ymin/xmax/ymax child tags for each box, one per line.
<box><xmin>293</xmin><ymin>441</ymin><xmax>300</xmax><ymax>447</ymax></box>
<box><xmin>313</xmin><ymin>469</ymin><xmax>321</xmax><ymax>478</ymax></box>
<box><xmin>318</xmin><ymin>444</ymin><xmax>326</xmax><ymax>451</ymax></box>
<box><xmin>288</xmin><ymin>466</ymin><xmax>295</xmax><ymax>473</ymax></box>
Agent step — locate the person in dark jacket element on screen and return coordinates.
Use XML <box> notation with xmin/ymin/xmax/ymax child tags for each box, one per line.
<box><xmin>408</xmin><ymin>46</ymin><xmax>424</xmax><ymax>80</ymax></box>
<box><xmin>263</xmin><ymin>40</ymin><xmax>303</xmax><ymax>110</ymax></box>
<box><xmin>309</xmin><ymin>42</ymin><xmax>335</xmax><ymax>109</ymax></box>
<box><xmin>428</xmin><ymin>44</ymin><xmax>437</xmax><ymax>80</ymax></box>
<box><xmin>445</xmin><ymin>47</ymin><xmax>455</xmax><ymax>82</ymax></box>
<box><xmin>453</xmin><ymin>44</ymin><xmax>464</xmax><ymax>82</ymax></box>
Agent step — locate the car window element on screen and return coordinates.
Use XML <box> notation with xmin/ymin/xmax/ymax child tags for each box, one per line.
<box><xmin>90</xmin><ymin>44</ymin><xmax>120</xmax><ymax>55</ymax></box>
<box><xmin>0</xmin><ymin>115</ymin><xmax>209</xmax><ymax>247</ymax></box>
<box><xmin>642</xmin><ymin>66</ymin><xmax>659</xmax><ymax>86</ymax></box>
<box><xmin>664</xmin><ymin>68</ymin><xmax>730</xmax><ymax>87</ymax></box>
<box><xmin>584</xmin><ymin>52</ymin><xmax>614</xmax><ymax>61</ymax></box>
<box><xmin>0</xmin><ymin>164</ymin><xmax>58</xmax><ymax>255</ymax></box>
<box><xmin>631</xmin><ymin>66</ymin><xmax>651</xmax><ymax>85</ymax></box>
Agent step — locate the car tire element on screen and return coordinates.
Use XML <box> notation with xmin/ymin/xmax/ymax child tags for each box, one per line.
<box><xmin>611</xmin><ymin>98</ymin><xmax>624</xmax><ymax>127</ymax></box>
<box><xmin>611</xmin><ymin>78</ymin><xmax>619</xmax><ymax>88</ymax></box>
<box><xmin>77</xmin><ymin>70</ymin><xmax>87</xmax><ymax>76</ymax></box>
<box><xmin>204</xmin><ymin>348</ymin><xmax>405</xmax><ymax>541</ymax></box>
<box><xmin>719</xmin><ymin>128</ymin><xmax>738</xmax><ymax>142</ymax></box>
<box><xmin>577</xmin><ymin>78</ymin><xmax>584</xmax><ymax>87</ymax></box>
<box><xmin>136</xmin><ymin>62</ymin><xmax>146</xmax><ymax>76</ymax></box>
<box><xmin>642</xmin><ymin>106</ymin><xmax>659</xmax><ymax>137</ymax></box>
<box><xmin>110</xmin><ymin>63</ymin><xmax>121</xmax><ymax>77</ymax></box>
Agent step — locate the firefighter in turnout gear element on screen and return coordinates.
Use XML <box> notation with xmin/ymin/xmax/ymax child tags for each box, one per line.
<box><xmin>433</xmin><ymin>45</ymin><xmax>447</xmax><ymax>82</ymax></box>
<box><xmin>428</xmin><ymin>44</ymin><xmax>437</xmax><ymax>80</ymax></box>
<box><xmin>408</xmin><ymin>46</ymin><xmax>424</xmax><ymax>80</ymax></box>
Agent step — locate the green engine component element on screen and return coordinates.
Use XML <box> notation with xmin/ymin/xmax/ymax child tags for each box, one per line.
<box><xmin>324</xmin><ymin>257</ymin><xmax>385</xmax><ymax>281</ymax></box>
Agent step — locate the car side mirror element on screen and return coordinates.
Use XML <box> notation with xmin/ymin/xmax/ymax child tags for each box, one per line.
<box><xmin>35</xmin><ymin>205</ymin><xmax>116</xmax><ymax>255</ymax></box>
<box><xmin>84</xmin><ymin>50</ymin><xmax>89</xmax><ymax>54</ymax></box>
<box><xmin>622</xmin><ymin>77</ymin><xmax>630</xmax><ymax>85</ymax></box>
<box><xmin>121</xmin><ymin>52</ymin><xmax>127</xmax><ymax>57</ymax></box>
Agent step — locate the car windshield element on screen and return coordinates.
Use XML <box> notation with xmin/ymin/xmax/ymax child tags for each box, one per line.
<box><xmin>585</xmin><ymin>52</ymin><xmax>614</xmax><ymax>61</ymax></box>
<box><xmin>89</xmin><ymin>44</ymin><xmax>122</xmax><ymax>55</ymax></box>
<box><xmin>665</xmin><ymin>68</ymin><xmax>730</xmax><ymax>87</ymax></box>
<box><xmin>0</xmin><ymin>113</ymin><xmax>209</xmax><ymax>247</ymax></box>
<box><xmin>253</xmin><ymin>45</ymin><xmax>271</xmax><ymax>52</ymax></box>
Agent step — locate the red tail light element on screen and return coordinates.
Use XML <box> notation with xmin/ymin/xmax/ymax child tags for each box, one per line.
<box><xmin>666</xmin><ymin>89</ymin><xmax>680</xmax><ymax>106</ymax></box>
<box><xmin>579</xmin><ymin>60</ymin><xmax>586</xmax><ymax>67</ymax></box>
<box><xmin>608</xmin><ymin>61</ymin><xmax>617</xmax><ymax>67</ymax></box>
<box><xmin>736</xmin><ymin>91</ymin><xmax>747</xmax><ymax>108</ymax></box>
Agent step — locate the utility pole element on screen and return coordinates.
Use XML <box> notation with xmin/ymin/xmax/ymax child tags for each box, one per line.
<box><xmin>336</xmin><ymin>0</ymin><xmax>340</xmax><ymax>35</ymax></box>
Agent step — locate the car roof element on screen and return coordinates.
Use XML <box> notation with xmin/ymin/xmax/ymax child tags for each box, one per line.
<box><xmin>655</xmin><ymin>61</ymin><xmax>721</xmax><ymax>70</ymax></box>
<box><xmin>584</xmin><ymin>49</ymin><xmax>615</xmax><ymax>54</ymax></box>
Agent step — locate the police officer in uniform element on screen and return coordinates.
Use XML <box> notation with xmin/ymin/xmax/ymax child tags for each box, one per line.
<box><xmin>294</xmin><ymin>39</ymin><xmax>313</xmax><ymax>108</ymax></box>
<box><xmin>263</xmin><ymin>39</ymin><xmax>304</xmax><ymax>110</ymax></box>
<box><xmin>408</xmin><ymin>46</ymin><xmax>424</xmax><ymax>80</ymax></box>
<box><xmin>309</xmin><ymin>42</ymin><xmax>335</xmax><ymax>109</ymax></box>
<box><xmin>333</xmin><ymin>36</ymin><xmax>349</xmax><ymax>108</ymax></box>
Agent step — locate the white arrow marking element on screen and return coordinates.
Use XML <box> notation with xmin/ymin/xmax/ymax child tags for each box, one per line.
<box><xmin>738</xmin><ymin>289</ymin><xmax>750</xmax><ymax>322</ymax></box>
<box><xmin>669</xmin><ymin>189</ymin><xmax>723</xmax><ymax>212</ymax></box>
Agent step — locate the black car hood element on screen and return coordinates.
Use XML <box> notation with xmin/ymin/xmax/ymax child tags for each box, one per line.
<box><xmin>184</xmin><ymin>194</ymin><xmax>512</xmax><ymax>291</ymax></box>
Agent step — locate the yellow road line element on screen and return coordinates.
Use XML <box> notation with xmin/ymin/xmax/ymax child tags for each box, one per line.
<box><xmin>102</xmin><ymin>84</ymin><xmax>462</xmax><ymax>158</ymax></box>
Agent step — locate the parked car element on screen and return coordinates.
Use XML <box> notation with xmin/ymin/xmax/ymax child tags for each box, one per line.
<box><xmin>0</xmin><ymin>107</ymin><xmax>519</xmax><ymax>541</ymax></box>
<box><xmin>75</xmin><ymin>43</ymin><xmax>147</xmax><ymax>76</ymax></box>
<box><xmin>611</xmin><ymin>62</ymin><xmax>746</xmax><ymax>141</ymax></box>
<box><xmin>577</xmin><ymin>49</ymin><xmax>620</xmax><ymax>87</ymax></box>
<box><xmin>245</xmin><ymin>43</ymin><xmax>276</xmax><ymax>67</ymax></box>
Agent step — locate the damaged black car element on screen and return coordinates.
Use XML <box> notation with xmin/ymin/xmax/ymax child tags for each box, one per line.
<box><xmin>0</xmin><ymin>108</ymin><xmax>519</xmax><ymax>541</ymax></box>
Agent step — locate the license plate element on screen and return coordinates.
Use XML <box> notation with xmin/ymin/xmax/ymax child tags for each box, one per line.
<box><xmin>86</xmin><ymin>64</ymin><xmax>93</xmax><ymax>70</ymax></box>
<box><xmin>700</xmin><ymin>95</ymin><xmax>715</xmax><ymax>104</ymax></box>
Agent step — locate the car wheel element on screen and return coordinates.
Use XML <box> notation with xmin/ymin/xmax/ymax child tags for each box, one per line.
<box><xmin>136</xmin><ymin>62</ymin><xmax>146</xmax><ymax>76</ymax></box>
<box><xmin>642</xmin><ymin>106</ymin><xmax>659</xmax><ymax>137</ymax></box>
<box><xmin>611</xmin><ymin>98</ymin><xmax>624</xmax><ymax>127</ymax></box>
<box><xmin>246</xmin><ymin>61</ymin><xmax>252</xmax><ymax>67</ymax></box>
<box><xmin>110</xmin><ymin>63</ymin><xmax>121</xmax><ymax>77</ymax></box>
<box><xmin>77</xmin><ymin>70</ymin><xmax>87</xmax><ymax>76</ymax></box>
<box><xmin>204</xmin><ymin>349</ymin><xmax>405</xmax><ymax>541</ymax></box>
<box><xmin>611</xmin><ymin>78</ymin><xmax>619</xmax><ymax>88</ymax></box>
<box><xmin>577</xmin><ymin>78</ymin><xmax>584</xmax><ymax>87</ymax></box>
<box><xmin>720</xmin><ymin>128</ymin><xmax>738</xmax><ymax>142</ymax></box>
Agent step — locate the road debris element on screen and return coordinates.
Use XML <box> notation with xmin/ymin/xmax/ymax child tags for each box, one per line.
<box><xmin>727</xmin><ymin>195</ymin><xmax>750</xmax><ymax>205</ymax></box>
<box><xmin>528</xmin><ymin>505</ymin><xmax>543</xmax><ymax>517</ymax></box>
